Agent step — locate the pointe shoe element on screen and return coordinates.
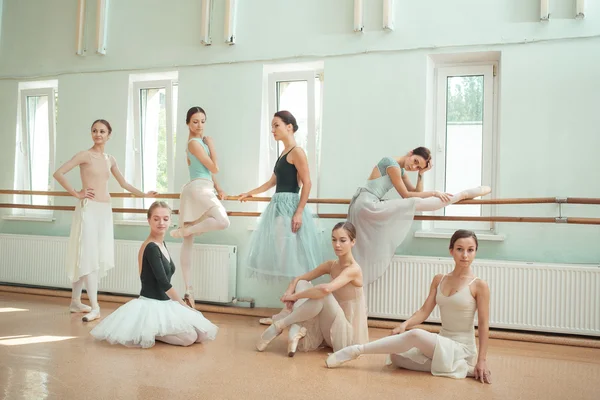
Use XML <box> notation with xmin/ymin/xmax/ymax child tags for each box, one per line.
<box><xmin>170</xmin><ymin>228</ymin><xmax>185</xmax><ymax>239</ymax></box>
<box><xmin>466</xmin><ymin>186</ymin><xmax>492</xmax><ymax>199</ymax></box>
<box><xmin>256</xmin><ymin>322</ymin><xmax>283</xmax><ymax>352</ymax></box>
<box><xmin>287</xmin><ymin>327</ymin><xmax>307</xmax><ymax>357</ymax></box>
<box><xmin>325</xmin><ymin>345</ymin><xmax>362</xmax><ymax>368</ymax></box>
<box><xmin>259</xmin><ymin>318</ymin><xmax>273</xmax><ymax>325</ymax></box>
<box><xmin>184</xmin><ymin>289</ymin><xmax>195</xmax><ymax>308</ymax></box>
<box><xmin>69</xmin><ymin>301</ymin><xmax>92</xmax><ymax>313</ymax></box>
<box><xmin>82</xmin><ymin>308</ymin><xmax>101</xmax><ymax>322</ymax></box>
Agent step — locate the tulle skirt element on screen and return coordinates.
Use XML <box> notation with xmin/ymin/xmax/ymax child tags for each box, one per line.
<box><xmin>90</xmin><ymin>296</ymin><xmax>218</xmax><ymax>349</ymax></box>
<box><xmin>246</xmin><ymin>192</ymin><xmax>324</xmax><ymax>279</ymax></box>
<box><xmin>348</xmin><ymin>189</ymin><xmax>416</xmax><ymax>286</ymax></box>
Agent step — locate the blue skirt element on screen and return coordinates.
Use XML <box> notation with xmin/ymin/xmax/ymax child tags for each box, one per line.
<box><xmin>247</xmin><ymin>192</ymin><xmax>325</xmax><ymax>279</ymax></box>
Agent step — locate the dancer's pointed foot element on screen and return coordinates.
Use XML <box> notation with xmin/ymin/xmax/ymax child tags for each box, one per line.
<box><xmin>69</xmin><ymin>301</ymin><xmax>92</xmax><ymax>313</ymax></box>
<box><xmin>288</xmin><ymin>327</ymin><xmax>307</xmax><ymax>357</ymax></box>
<box><xmin>325</xmin><ymin>345</ymin><xmax>363</xmax><ymax>368</ymax></box>
<box><xmin>256</xmin><ymin>321</ymin><xmax>283</xmax><ymax>352</ymax></box>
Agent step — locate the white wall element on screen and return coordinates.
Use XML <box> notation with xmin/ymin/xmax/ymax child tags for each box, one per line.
<box><xmin>1</xmin><ymin>0</ymin><xmax>599</xmax><ymax>306</ymax></box>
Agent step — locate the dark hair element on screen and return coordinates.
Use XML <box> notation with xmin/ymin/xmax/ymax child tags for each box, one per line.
<box><xmin>186</xmin><ymin>106</ymin><xmax>206</xmax><ymax>124</ymax></box>
<box><xmin>91</xmin><ymin>119</ymin><xmax>112</xmax><ymax>134</ymax></box>
<box><xmin>147</xmin><ymin>201</ymin><xmax>171</xmax><ymax>218</ymax></box>
<box><xmin>449</xmin><ymin>229</ymin><xmax>478</xmax><ymax>250</ymax></box>
<box><xmin>412</xmin><ymin>147</ymin><xmax>431</xmax><ymax>164</ymax></box>
<box><xmin>274</xmin><ymin>110</ymin><xmax>298</xmax><ymax>133</ymax></box>
<box><xmin>333</xmin><ymin>221</ymin><xmax>357</xmax><ymax>241</ymax></box>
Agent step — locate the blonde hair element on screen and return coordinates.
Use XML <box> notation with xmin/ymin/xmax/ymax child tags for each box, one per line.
<box><xmin>147</xmin><ymin>201</ymin><xmax>171</xmax><ymax>218</ymax></box>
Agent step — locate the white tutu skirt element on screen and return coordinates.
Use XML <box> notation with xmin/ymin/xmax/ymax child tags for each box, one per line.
<box><xmin>66</xmin><ymin>199</ymin><xmax>115</xmax><ymax>282</ymax></box>
<box><xmin>90</xmin><ymin>297</ymin><xmax>219</xmax><ymax>349</ymax></box>
<box><xmin>348</xmin><ymin>189</ymin><xmax>416</xmax><ymax>286</ymax></box>
<box><xmin>179</xmin><ymin>178</ymin><xmax>224</xmax><ymax>225</ymax></box>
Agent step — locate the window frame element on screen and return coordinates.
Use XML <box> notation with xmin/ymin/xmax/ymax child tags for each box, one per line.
<box><xmin>427</xmin><ymin>62</ymin><xmax>498</xmax><ymax>233</ymax></box>
<box><xmin>13</xmin><ymin>87</ymin><xmax>57</xmax><ymax>218</ymax></box>
<box><xmin>128</xmin><ymin>79</ymin><xmax>176</xmax><ymax>215</ymax></box>
<box><xmin>266</xmin><ymin>70</ymin><xmax>322</xmax><ymax>200</ymax></box>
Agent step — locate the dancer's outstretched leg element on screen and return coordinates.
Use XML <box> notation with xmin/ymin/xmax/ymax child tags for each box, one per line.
<box><xmin>326</xmin><ymin>329</ymin><xmax>437</xmax><ymax>368</ymax></box>
<box><xmin>414</xmin><ymin>186</ymin><xmax>491</xmax><ymax>213</ymax></box>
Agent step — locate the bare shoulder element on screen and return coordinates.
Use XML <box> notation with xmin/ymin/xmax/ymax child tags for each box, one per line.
<box><xmin>475</xmin><ymin>278</ymin><xmax>490</xmax><ymax>294</ymax></box>
<box><xmin>288</xmin><ymin>147</ymin><xmax>307</xmax><ymax>163</ymax></box>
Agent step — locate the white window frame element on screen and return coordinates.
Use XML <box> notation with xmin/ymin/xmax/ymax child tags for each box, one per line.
<box><xmin>126</xmin><ymin>79</ymin><xmax>176</xmax><ymax>218</ymax></box>
<box><xmin>266</xmin><ymin>70</ymin><xmax>321</xmax><ymax>200</ymax></box>
<box><xmin>11</xmin><ymin>87</ymin><xmax>57</xmax><ymax>219</ymax></box>
<box><xmin>425</xmin><ymin>62</ymin><xmax>497</xmax><ymax>233</ymax></box>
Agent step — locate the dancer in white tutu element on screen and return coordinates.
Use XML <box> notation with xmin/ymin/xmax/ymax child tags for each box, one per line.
<box><xmin>90</xmin><ymin>201</ymin><xmax>218</xmax><ymax>348</ymax></box>
<box><xmin>170</xmin><ymin>107</ymin><xmax>230</xmax><ymax>307</ymax></box>
<box><xmin>53</xmin><ymin>119</ymin><xmax>157</xmax><ymax>322</ymax></box>
<box><xmin>326</xmin><ymin>230</ymin><xmax>492</xmax><ymax>384</ymax></box>
<box><xmin>239</xmin><ymin>111</ymin><xmax>323</xmax><ymax>280</ymax></box>
<box><xmin>256</xmin><ymin>222</ymin><xmax>368</xmax><ymax>357</ymax></box>
<box><xmin>348</xmin><ymin>147</ymin><xmax>491</xmax><ymax>286</ymax></box>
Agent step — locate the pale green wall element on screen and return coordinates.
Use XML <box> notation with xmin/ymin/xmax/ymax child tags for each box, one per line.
<box><xmin>1</xmin><ymin>0</ymin><xmax>599</xmax><ymax>306</ymax></box>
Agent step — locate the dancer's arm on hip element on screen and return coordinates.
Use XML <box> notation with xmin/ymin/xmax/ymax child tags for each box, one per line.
<box><xmin>391</xmin><ymin>274</ymin><xmax>443</xmax><ymax>335</ymax></box>
<box><xmin>53</xmin><ymin>151</ymin><xmax>93</xmax><ymax>199</ymax></box>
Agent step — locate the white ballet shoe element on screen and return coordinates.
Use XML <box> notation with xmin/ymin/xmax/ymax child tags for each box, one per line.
<box><xmin>287</xmin><ymin>327</ymin><xmax>307</xmax><ymax>357</ymax></box>
<box><xmin>82</xmin><ymin>308</ymin><xmax>100</xmax><ymax>322</ymax></box>
<box><xmin>258</xmin><ymin>318</ymin><xmax>273</xmax><ymax>325</ymax></box>
<box><xmin>465</xmin><ymin>186</ymin><xmax>492</xmax><ymax>200</ymax></box>
<box><xmin>256</xmin><ymin>322</ymin><xmax>283</xmax><ymax>352</ymax></box>
<box><xmin>169</xmin><ymin>228</ymin><xmax>185</xmax><ymax>239</ymax></box>
<box><xmin>325</xmin><ymin>345</ymin><xmax>362</xmax><ymax>368</ymax></box>
<box><xmin>184</xmin><ymin>289</ymin><xmax>195</xmax><ymax>308</ymax></box>
<box><xmin>69</xmin><ymin>301</ymin><xmax>92</xmax><ymax>313</ymax></box>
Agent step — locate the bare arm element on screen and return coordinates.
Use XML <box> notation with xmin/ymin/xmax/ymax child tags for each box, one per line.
<box><xmin>393</xmin><ymin>274</ymin><xmax>443</xmax><ymax>333</ymax></box>
<box><xmin>283</xmin><ymin>261</ymin><xmax>333</xmax><ymax>296</ymax></box>
<box><xmin>239</xmin><ymin>173</ymin><xmax>277</xmax><ymax>199</ymax></box>
<box><xmin>289</xmin><ymin>265</ymin><xmax>359</xmax><ymax>301</ymax></box>
<box><xmin>291</xmin><ymin>148</ymin><xmax>311</xmax><ymax>215</ymax></box>
<box><xmin>212</xmin><ymin>176</ymin><xmax>226</xmax><ymax>199</ymax></box>
<box><xmin>389</xmin><ymin>167</ymin><xmax>435</xmax><ymax>199</ymax></box>
<box><xmin>109</xmin><ymin>156</ymin><xmax>147</xmax><ymax>197</ymax></box>
<box><xmin>474</xmin><ymin>279</ymin><xmax>492</xmax><ymax>383</ymax></box>
<box><xmin>53</xmin><ymin>151</ymin><xmax>88</xmax><ymax>197</ymax></box>
<box><xmin>415</xmin><ymin>173</ymin><xmax>424</xmax><ymax>192</ymax></box>
<box><xmin>189</xmin><ymin>139</ymin><xmax>219</xmax><ymax>174</ymax></box>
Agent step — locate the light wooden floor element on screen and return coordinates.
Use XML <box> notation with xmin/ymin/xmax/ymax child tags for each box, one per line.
<box><xmin>1</xmin><ymin>292</ymin><xmax>599</xmax><ymax>400</ymax></box>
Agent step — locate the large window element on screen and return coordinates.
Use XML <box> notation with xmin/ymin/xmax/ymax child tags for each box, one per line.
<box><xmin>12</xmin><ymin>82</ymin><xmax>58</xmax><ymax>219</ymax></box>
<box><xmin>125</xmin><ymin>77</ymin><xmax>178</xmax><ymax>218</ymax></box>
<box><xmin>266</xmin><ymin>70</ymin><xmax>323</xmax><ymax>199</ymax></box>
<box><xmin>431</xmin><ymin>63</ymin><xmax>497</xmax><ymax>232</ymax></box>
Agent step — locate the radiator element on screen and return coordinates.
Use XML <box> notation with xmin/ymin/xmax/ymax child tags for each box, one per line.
<box><xmin>0</xmin><ymin>234</ymin><xmax>237</xmax><ymax>304</ymax></box>
<box><xmin>368</xmin><ymin>256</ymin><xmax>600</xmax><ymax>336</ymax></box>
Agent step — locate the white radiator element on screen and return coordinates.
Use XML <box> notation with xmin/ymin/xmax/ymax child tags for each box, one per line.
<box><xmin>368</xmin><ymin>256</ymin><xmax>600</xmax><ymax>336</ymax></box>
<box><xmin>0</xmin><ymin>234</ymin><xmax>237</xmax><ymax>304</ymax></box>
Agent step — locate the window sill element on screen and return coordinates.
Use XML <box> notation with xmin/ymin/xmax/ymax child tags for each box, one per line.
<box><xmin>3</xmin><ymin>215</ymin><xmax>56</xmax><ymax>223</ymax></box>
<box><xmin>414</xmin><ymin>230</ymin><xmax>505</xmax><ymax>241</ymax></box>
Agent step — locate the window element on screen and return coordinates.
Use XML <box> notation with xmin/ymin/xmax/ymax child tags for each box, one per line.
<box><xmin>124</xmin><ymin>75</ymin><xmax>178</xmax><ymax>218</ymax></box>
<box><xmin>430</xmin><ymin>62</ymin><xmax>497</xmax><ymax>232</ymax></box>
<box><xmin>12</xmin><ymin>81</ymin><xmax>58</xmax><ymax>219</ymax></box>
<box><xmin>265</xmin><ymin>70</ymin><xmax>323</xmax><ymax>199</ymax></box>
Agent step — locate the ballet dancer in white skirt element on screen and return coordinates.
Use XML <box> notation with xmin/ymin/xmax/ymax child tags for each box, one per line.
<box><xmin>90</xmin><ymin>201</ymin><xmax>218</xmax><ymax>348</ymax></box>
<box><xmin>53</xmin><ymin>119</ymin><xmax>157</xmax><ymax>322</ymax></box>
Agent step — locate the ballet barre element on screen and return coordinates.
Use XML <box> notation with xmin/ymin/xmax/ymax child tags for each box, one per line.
<box><xmin>1</xmin><ymin>190</ymin><xmax>599</xmax><ymax>225</ymax></box>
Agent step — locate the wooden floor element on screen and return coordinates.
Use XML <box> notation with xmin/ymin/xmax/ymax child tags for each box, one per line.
<box><xmin>1</xmin><ymin>292</ymin><xmax>599</xmax><ymax>400</ymax></box>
